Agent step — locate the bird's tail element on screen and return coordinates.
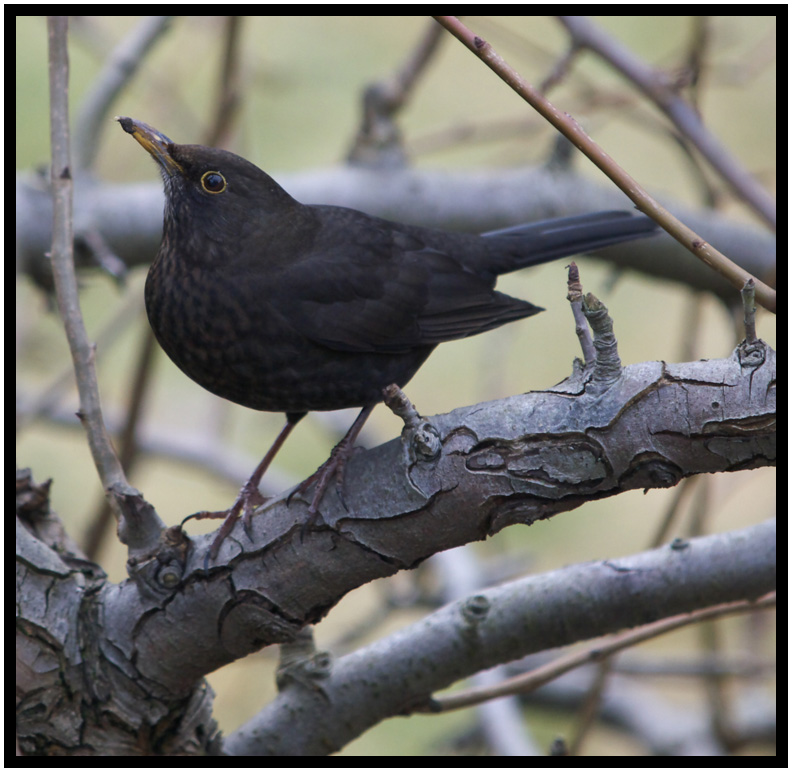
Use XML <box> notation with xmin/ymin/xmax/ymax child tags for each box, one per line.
<box><xmin>480</xmin><ymin>210</ymin><xmax>658</xmax><ymax>277</ymax></box>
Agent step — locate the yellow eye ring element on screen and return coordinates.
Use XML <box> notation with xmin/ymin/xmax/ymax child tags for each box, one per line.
<box><xmin>201</xmin><ymin>171</ymin><xmax>226</xmax><ymax>194</ymax></box>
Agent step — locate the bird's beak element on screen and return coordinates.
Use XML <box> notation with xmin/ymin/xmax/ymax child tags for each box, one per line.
<box><xmin>116</xmin><ymin>116</ymin><xmax>183</xmax><ymax>176</ymax></box>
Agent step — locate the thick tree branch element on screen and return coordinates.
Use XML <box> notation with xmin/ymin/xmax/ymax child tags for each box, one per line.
<box><xmin>225</xmin><ymin>520</ymin><xmax>775</xmax><ymax>756</ymax></box>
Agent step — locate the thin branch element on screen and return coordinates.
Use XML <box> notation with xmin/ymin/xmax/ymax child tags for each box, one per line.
<box><xmin>432</xmin><ymin>16</ymin><xmax>775</xmax><ymax>313</ymax></box>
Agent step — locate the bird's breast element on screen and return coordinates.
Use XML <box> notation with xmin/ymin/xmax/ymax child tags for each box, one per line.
<box><xmin>144</xmin><ymin>256</ymin><xmax>432</xmax><ymax>413</ymax></box>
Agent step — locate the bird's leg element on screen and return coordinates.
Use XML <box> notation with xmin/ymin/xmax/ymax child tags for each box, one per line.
<box><xmin>290</xmin><ymin>404</ymin><xmax>375</xmax><ymax>518</ymax></box>
<box><xmin>185</xmin><ymin>413</ymin><xmax>304</xmax><ymax>560</ymax></box>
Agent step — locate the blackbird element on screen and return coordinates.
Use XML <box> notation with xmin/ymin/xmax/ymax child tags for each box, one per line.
<box><xmin>118</xmin><ymin>116</ymin><xmax>657</xmax><ymax>557</ymax></box>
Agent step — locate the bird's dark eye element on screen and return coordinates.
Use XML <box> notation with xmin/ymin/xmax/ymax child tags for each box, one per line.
<box><xmin>201</xmin><ymin>172</ymin><xmax>227</xmax><ymax>194</ymax></box>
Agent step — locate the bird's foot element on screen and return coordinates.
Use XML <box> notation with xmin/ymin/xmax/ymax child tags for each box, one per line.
<box><xmin>185</xmin><ymin>417</ymin><xmax>303</xmax><ymax>571</ymax></box>
<box><xmin>184</xmin><ymin>477</ymin><xmax>266</xmax><ymax>566</ymax></box>
<box><xmin>289</xmin><ymin>438</ymin><xmax>353</xmax><ymax>517</ymax></box>
<box><xmin>287</xmin><ymin>405</ymin><xmax>375</xmax><ymax>530</ymax></box>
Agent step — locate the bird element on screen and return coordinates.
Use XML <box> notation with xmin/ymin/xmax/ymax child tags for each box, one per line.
<box><xmin>117</xmin><ymin>116</ymin><xmax>657</xmax><ymax>559</ymax></box>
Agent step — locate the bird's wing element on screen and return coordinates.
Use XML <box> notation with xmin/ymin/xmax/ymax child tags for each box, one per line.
<box><xmin>266</xmin><ymin>225</ymin><xmax>538</xmax><ymax>354</ymax></box>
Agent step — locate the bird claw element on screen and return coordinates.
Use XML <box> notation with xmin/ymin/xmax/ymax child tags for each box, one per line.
<box><xmin>287</xmin><ymin>461</ymin><xmax>339</xmax><ymax>543</ymax></box>
<box><xmin>290</xmin><ymin>405</ymin><xmax>374</xmax><ymax>522</ymax></box>
<box><xmin>289</xmin><ymin>441</ymin><xmax>351</xmax><ymax>514</ymax></box>
<box><xmin>286</xmin><ymin>442</ymin><xmax>356</xmax><ymax>544</ymax></box>
<box><xmin>184</xmin><ymin>479</ymin><xmax>266</xmax><ymax>571</ymax></box>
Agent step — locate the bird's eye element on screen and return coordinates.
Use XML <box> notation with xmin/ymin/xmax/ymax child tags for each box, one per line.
<box><xmin>201</xmin><ymin>171</ymin><xmax>227</xmax><ymax>194</ymax></box>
